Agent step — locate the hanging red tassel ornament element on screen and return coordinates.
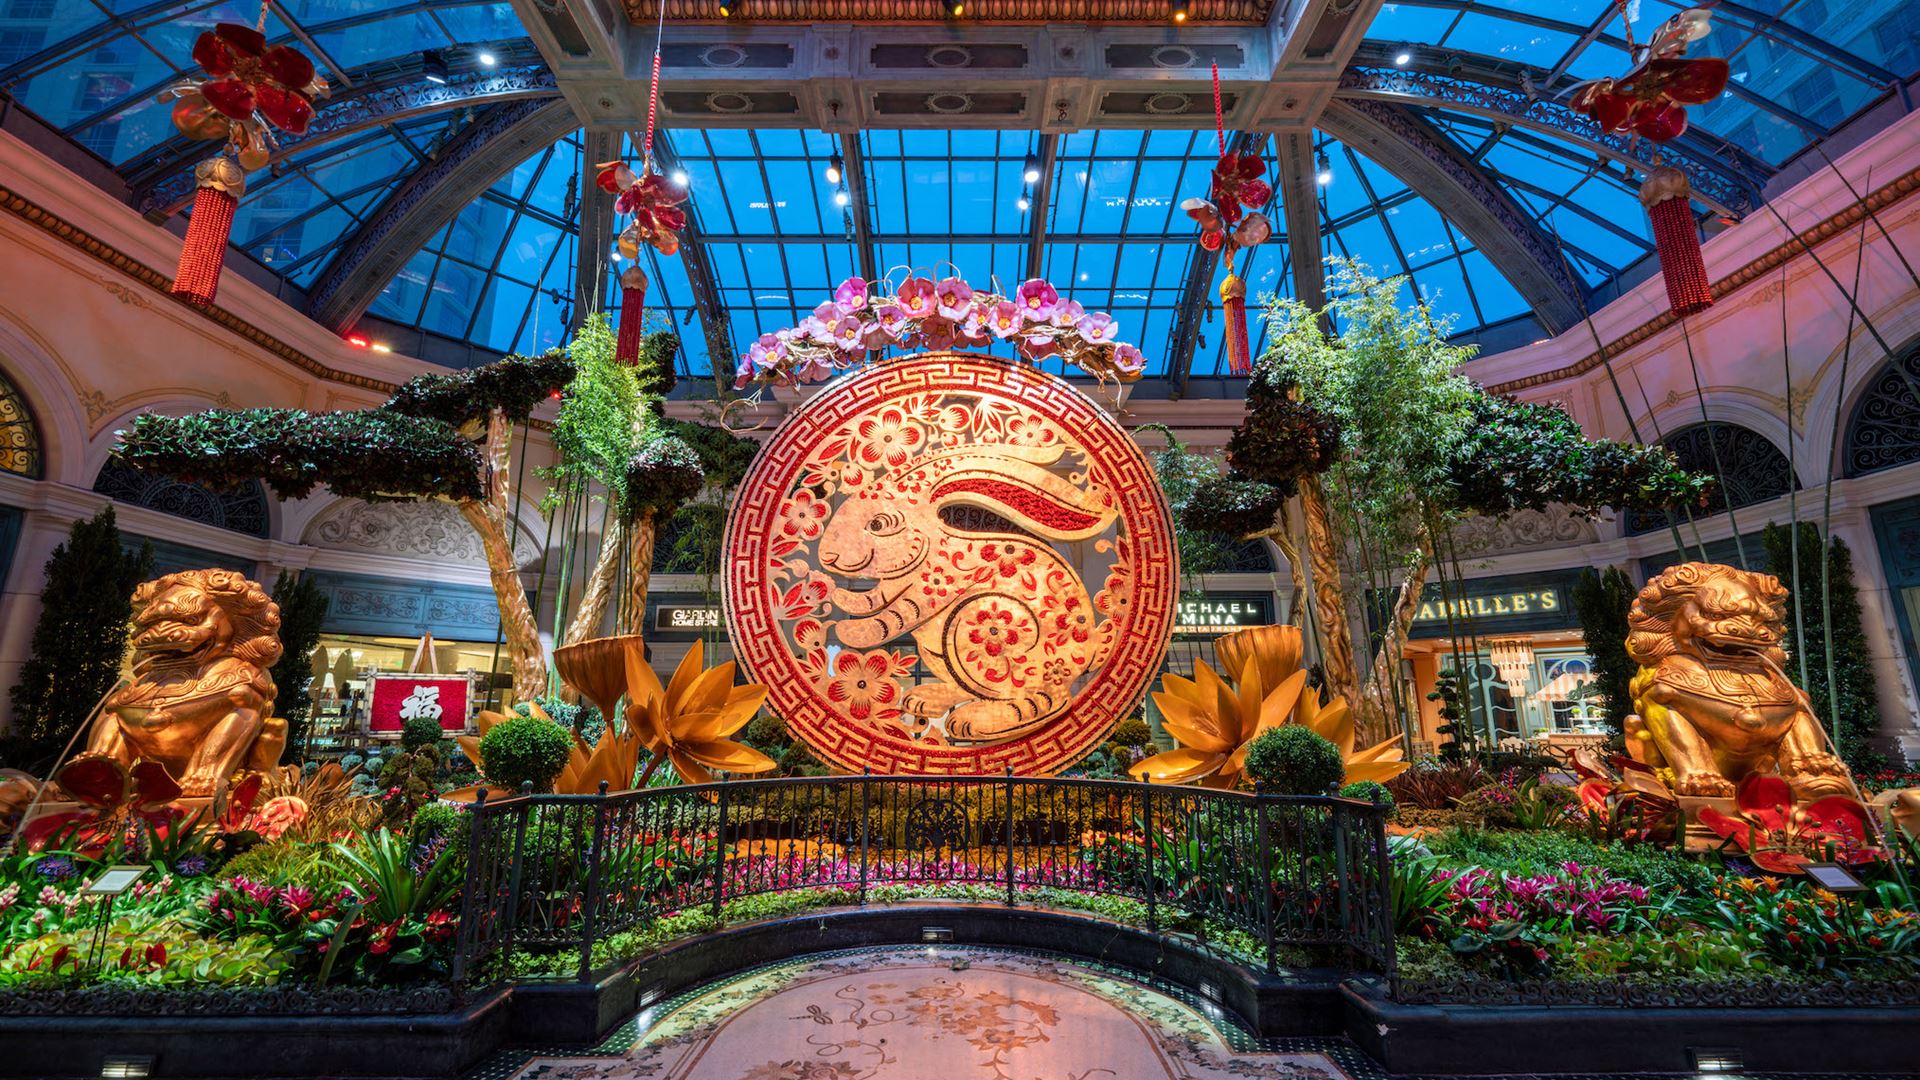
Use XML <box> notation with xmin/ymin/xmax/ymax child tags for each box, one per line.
<box><xmin>1221</xmin><ymin>271</ymin><xmax>1251</xmax><ymax>376</ymax></box>
<box><xmin>1641</xmin><ymin>165</ymin><xmax>1712</xmax><ymax>317</ymax></box>
<box><xmin>615</xmin><ymin>265</ymin><xmax>650</xmax><ymax>364</ymax></box>
<box><xmin>172</xmin><ymin>155</ymin><xmax>246</xmax><ymax>306</ymax></box>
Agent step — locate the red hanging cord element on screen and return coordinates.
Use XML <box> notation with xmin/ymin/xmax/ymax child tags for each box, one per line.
<box><xmin>1211</xmin><ymin>61</ymin><xmax>1225</xmax><ymax>157</ymax></box>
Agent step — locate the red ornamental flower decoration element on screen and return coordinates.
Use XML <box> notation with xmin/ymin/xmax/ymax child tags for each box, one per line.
<box><xmin>1569</xmin><ymin>9</ymin><xmax>1726</xmax><ymax>144</ymax></box>
<box><xmin>191</xmin><ymin>23</ymin><xmax>322</xmax><ymax>135</ymax></box>
<box><xmin>1182</xmin><ymin>152</ymin><xmax>1273</xmax><ymax>254</ymax></box>
<box><xmin>1696</xmin><ymin>774</ymin><xmax>1878</xmax><ymax>874</ymax></box>
<box><xmin>599</xmin><ymin>163</ymin><xmax>688</xmax><ymax>258</ymax></box>
<box><xmin>18</xmin><ymin>754</ymin><xmax>183</xmax><ymax>853</ymax></box>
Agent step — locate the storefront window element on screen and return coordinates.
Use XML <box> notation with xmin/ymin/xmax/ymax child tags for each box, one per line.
<box><xmin>301</xmin><ymin>634</ymin><xmax>511</xmax><ymax>753</ymax></box>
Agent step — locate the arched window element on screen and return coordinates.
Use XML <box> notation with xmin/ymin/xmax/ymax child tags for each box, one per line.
<box><xmin>1844</xmin><ymin>347</ymin><xmax>1920</xmax><ymax>477</ymax></box>
<box><xmin>93</xmin><ymin>458</ymin><xmax>270</xmax><ymax>538</ymax></box>
<box><xmin>1626</xmin><ymin>422</ymin><xmax>1796</xmax><ymax>535</ymax></box>
<box><xmin>0</xmin><ymin>367</ymin><xmax>44</xmax><ymax>479</ymax></box>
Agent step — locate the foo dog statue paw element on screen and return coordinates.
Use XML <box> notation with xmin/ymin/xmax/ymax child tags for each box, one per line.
<box><xmin>1782</xmin><ymin>751</ymin><xmax>1848</xmax><ymax>777</ymax></box>
<box><xmin>1673</xmin><ymin>772</ymin><xmax>1735</xmax><ymax>797</ymax></box>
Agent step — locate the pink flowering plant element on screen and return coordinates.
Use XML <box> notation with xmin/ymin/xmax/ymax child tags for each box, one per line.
<box><xmin>733</xmin><ymin>275</ymin><xmax>1148</xmax><ymax>389</ymax></box>
<box><xmin>1404</xmin><ymin>860</ymin><xmax>1664</xmax><ymax>978</ymax></box>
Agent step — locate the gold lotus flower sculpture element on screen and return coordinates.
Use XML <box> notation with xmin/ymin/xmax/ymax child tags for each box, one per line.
<box><xmin>623</xmin><ymin>638</ymin><xmax>775</xmax><ymax>786</ymax></box>
<box><xmin>1129</xmin><ymin>624</ymin><xmax>1409</xmax><ymax>790</ymax></box>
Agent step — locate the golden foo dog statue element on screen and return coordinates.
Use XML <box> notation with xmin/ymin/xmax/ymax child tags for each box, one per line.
<box><xmin>85</xmin><ymin>569</ymin><xmax>285</xmax><ymax>797</ymax></box>
<box><xmin>1624</xmin><ymin>562</ymin><xmax>1851</xmax><ymax>803</ymax></box>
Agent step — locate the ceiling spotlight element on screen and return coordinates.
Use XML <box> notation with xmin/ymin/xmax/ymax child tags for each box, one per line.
<box><xmin>670</xmin><ymin>168</ymin><xmax>689</xmax><ymax>187</ymax></box>
<box><xmin>1393</xmin><ymin>46</ymin><xmax>1411</xmax><ymax>66</ymax></box>
<box><xmin>825</xmin><ymin>153</ymin><xmax>844</xmax><ymax>184</ymax></box>
<box><xmin>1171</xmin><ymin>0</ymin><xmax>1189</xmax><ymax>23</ymax></box>
<box><xmin>1016</xmin><ymin>195</ymin><xmax>1031</xmax><ymax>211</ymax></box>
<box><xmin>943</xmin><ymin>0</ymin><xmax>964</xmax><ymax>15</ymax></box>
<box><xmin>476</xmin><ymin>49</ymin><xmax>497</xmax><ymax>67</ymax></box>
<box><xmin>834</xmin><ymin>189</ymin><xmax>850</xmax><ymax>207</ymax></box>
<box><xmin>1022</xmin><ymin>153</ymin><xmax>1041</xmax><ymax>184</ymax></box>
<box><xmin>421</xmin><ymin>49</ymin><xmax>449</xmax><ymax>84</ymax></box>
<box><xmin>718</xmin><ymin>0</ymin><xmax>734</xmax><ymax>15</ymax></box>
<box><xmin>1315</xmin><ymin>152</ymin><xmax>1333</xmax><ymax>185</ymax></box>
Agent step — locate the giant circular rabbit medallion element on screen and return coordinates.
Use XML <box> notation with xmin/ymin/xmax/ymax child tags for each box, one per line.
<box><xmin>723</xmin><ymin>352</ymin><xmax>1178</xmax><ymax>775</ymax></box>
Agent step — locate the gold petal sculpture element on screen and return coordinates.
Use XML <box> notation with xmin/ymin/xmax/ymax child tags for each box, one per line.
<box><xmin>623</xmin><ymin>639</ymin><xmax>776</xmax><ymax>786</ymax></box>
<box><xmin>553</xmin><ymin>633</ymin><xmax>642</xmax><ymax>726</ymax></box>
<box><xmin>1131</xmin><ymin>624</ymin><xmax>1409</xmax><ymax>790</ymax></box>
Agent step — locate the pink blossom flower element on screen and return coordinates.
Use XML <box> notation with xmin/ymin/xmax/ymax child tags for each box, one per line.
<box><xmin>897</xmin><ymin>277</ymin><xmax>938</xmax><ymax>318</ymax></box>
<box><xmin>1111</xmin><ymin>343</ymin><xmax>1145</xmax><ymax>374</ymax></box>
<box><xmin>1021</xmin><ymin>334</ymin><xmax>1060</xmax><ymax>360</ymax></box>
<box><xmin>1079</xmin><ymin>311</ymin><xmax>1117</xmax><ymax>343</ymax></box>
<box><xmin>921</xmin><ymin>317</ymin><xmax>957</xmax><ymax>350</ymax></box>
<box><xmin>875</xmin><ymin>303</ymin><xmax>912</xmax><ymax>338</ymax></box>
<box><xmin>834</xmin><ymin>276</ymin><xmax>869</xmax><ymax>312</ymax></box>
<box><xmin>860</xmin><ymin>318</ymin><xmax>898</xmax><ymax>350</ymax></box>
<box><xmin>984</xmin><ymin>300</ymin><xmax>1025</xmax><ymax>339</ymax></box>
<box><xmin>934</xmin><ymin>277</ymin><xmax>974</xmax><ymax>320</ymax></box>
<box><xmin>1051</xmin><ymin>298</ymin><xmax>1084</xmax><ymax>327</ymax></box>
<box><xmin>1015</xmin><ymin>278</ymin><xmax>1059</xmax><ymax>321</ymax></box>
<box><xmin>829</xmin><ymin>314</ymin><xmax>865</xmax><ymax>350</ymax></box>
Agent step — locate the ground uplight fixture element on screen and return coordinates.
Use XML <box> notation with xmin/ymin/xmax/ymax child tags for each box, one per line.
<box><xmin>1022</xmin><ymin>152</ymin><xmax>1042</xmax><ymax>184</ymax></box>
<box><xmin>1171</xmin><ymin>0</ymin><xmax>1189</xmax><ymax>23</ymax></box>
<box><xmin>825</xmin><ymin>153</ymin><xmax>844</xmax><ymax>184</ymax></box>
<box><xmin>1315</xmin><ymin>153</ymin><xmax>1333</xmax><ymax>185</ymax></box>
<box><xmin>476</xmin><ymin>48</ymin><xmax>497</xmax><ymax>67</ymax></box>
<box><xmin>1688</xmin><ymin>1047</ymin><xmax>1743</xmax><ymax>1074</ymax></box>
<box><xmin>100</xmin><ymin>1057</ymin><xmax>154</xmax><ymax>1079</ymax></box>
<box><xmin>421</xmin><ymin>49</ymin><xmax>449</xmax><ymax>84</ymax></box>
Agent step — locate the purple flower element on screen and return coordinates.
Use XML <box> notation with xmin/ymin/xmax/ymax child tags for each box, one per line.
<box><xmin>173</xmin><ymin>854</ymin><xmax>211</xmax><ymax>878</ymax></box>
<box><xmin>1051</xmin><ymin>298</ymin><xmax>1084</xmax><ymax>328</ymax></box>
<box><xmin>1078</xmin><ymin>311</ymin><xmax>1117</xmax><ymax>343</ymax></box>
<box><xmin>897</xmin><ymin>277</ymin><xmax>938</xmax><ymax>319</ymax></box>
<box><xmin>1015</xmin><ymin>278</ymin><xmax>1059</xmax><ymax>321</ymax></box>
<box><xmin>934</xmin><ymin>277</ymin><xmax>974</xmax><ymax>320</ymax></box>
<box><xmin>1111</xmin><ymin>343</ymin><xmax>1145</xmax><ymax>374</ymax></box>
<box><xmin>34</xmin><ymin>856</ymin><xmax>75</xmax><ymax>881</ymax></box>
<box><xmin>875</xmin><ymin>303</ymin><xmax>912</xmax><ymax>338</ymax></box>
<box><xmin>834</xmin><ymin>276</ymin><xmax>869</xmax><ymax>312</ymax></box>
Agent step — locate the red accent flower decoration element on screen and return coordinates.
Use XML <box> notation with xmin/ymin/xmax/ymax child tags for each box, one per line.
<box><xmin>1696</xmin><ymin>773</ymin><xmax>1878</xmax><ymax>874</ymax></box>
<box><xmin>1206</xmin><ymin>152</ymin><xmax>1270</xmax><ymax>227</ymax></box>
<box><xmin>191</xmin><ymin>23</ymin><xmax>321</xmax><ymax>135</ymax></box>
<box><xmin>604</xmin><ymin>164</ymin><xmax>688</xmax><ymax>258</ymax></box>
<box><xmin>19</xmin><ymin>754</ymin><xmax>183</xmax><ymax>852</ymax></box>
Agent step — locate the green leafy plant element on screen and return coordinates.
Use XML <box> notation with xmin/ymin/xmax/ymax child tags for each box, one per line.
<box><xmin>328</xmin><ymin>827</ymin><xmax>460</xmax><ymax>925</ymax></box>
<box><xmin>2</xmin><ymin>508</ymin><xmax>153</xmax><ymax>773</ymax></box>
<box><xmin>1508</xmin><ymin>776</ymin><xmax>1580</xmax><ymax>831</ymax></box>
<box><xmin>1763</xmin><ymin>523</ymin><xmax>1885</xmax><ymax>772</ymax></box>
<box><xmin>1242</xmin><ymin>726</ymin><xmax>1345</xmax><ymax>795</ymax></box>
<box><xmin>1439</xmin><ymin>394</ymin><xmax>1710</xmax><ymax>518</ymax></box>
<box><xmin>382</xmin><ymin>353</ymin><xmax>575</xmax><ymax>429</ymax></box>
<box><xmin>399</xmin><ymin>715</ymin><xmax>444</xmax><ymax>752</ymax></box>
<box><xmin>478</xmin><ymin>716</ymin><xmax>572</xmax><ymax>794</ymax></box>
<box><xmin>1570</xmin><ymin>567</ymin><xmax>1636</xmax><ymax>733</ymax></box>
<box><xmin>267</xmin><ymin>571</ymin><xmax>329</xmax><ymax>753</ymax></box>
<box><xmin>1341</xmin><ymin>780</ymin><xmax>1395</xmax><ymax>816</ymax></box>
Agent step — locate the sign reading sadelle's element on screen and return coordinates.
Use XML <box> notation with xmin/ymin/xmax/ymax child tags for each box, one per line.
<box><xmin>1414</xmin><ymin>588</ymin><xmax>1562</xmax><ymax>623</ymax></box>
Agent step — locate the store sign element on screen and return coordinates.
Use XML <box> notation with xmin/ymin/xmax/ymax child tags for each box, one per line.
<box><xmin>655</xmin><ymin>604</ymin><xmax>722</xmax><ymax>633</ymax></box>
<box><xmin>367</xmin><ymin>674</ymin><xmax>471</xmax><ymax>734</ymax></box>
<box><xmin>1175</xmin><ymin>593</ymin><xmax>1275</xmax><ymax>635</ymax></box>
<box><xmin>1413</xmin><ymin>588</ymin><xmax>1562</xmax><ymax>623</ymax></box>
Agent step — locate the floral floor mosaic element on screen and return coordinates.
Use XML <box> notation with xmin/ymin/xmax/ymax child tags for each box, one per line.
<box><xmin>498</xmin><ymin>947</ymin><xmax>1354</xmax><ymax>1080</ymax></box>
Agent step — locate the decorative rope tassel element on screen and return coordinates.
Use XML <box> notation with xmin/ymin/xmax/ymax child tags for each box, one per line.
<box><xmin>615</xmin><ymin>264</ymin><xmax>650</xmax><ymax>364</ymax></box>
<box><xmin>1220</xmin><ymin>271</ymin><xmax>1251</xmax><ymax>376</ymax></box>
<box><xmin>172</xmin><ymin>156</ymin><xmax>246</xmax><ymax>306</ymax></box>
<box><xmin>1641</xmin><ymin>165</ymin><xmax>1713</xmax><ymax>317</ymax></box>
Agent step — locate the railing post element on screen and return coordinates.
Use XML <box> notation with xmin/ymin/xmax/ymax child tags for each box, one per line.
<box><xmin>1004</xmin><ymin>767</ymin><xmax>1017</xmax><ymax>907</ymax></box>
<box><xmin>1369</xmin><ymin>786</ymin><xmax>1398</xmax><ymax>991</ymax></box>
<box><xmin>1255</xmin><ymin>785</ymin><xmax>1275</xmax><ymax>975</ymax></box>
<box><xmin>450</xmin><ymin>786</ymin><xmax>489</xmax><ymax>988</ymax></box>
<box><xmin>858</xmin><ymin>767</ymin><xmax>872</xmax><ymax>906</ymax></box>
<box><xmin>711</xmin><ymin>777</ymin><xmax>730</xmax><ymax>919</ymax></box>
<box><xmin>1330</xmin><ymin>790</ymin><xmax>1353</xmax><ymax>961</ymax></box>
<box><xmin>577</xmin><ymin>781</ymin><xmax>610</xmax><ymax>983</ymax></box>
<box><xmin>1141</xmin><ymin>777</ymin><xmax>1157</xmax><ymax>934</ymax></box>
<box><xmin>500</xmin><ymin>784</ymin><xmax>535</xmax><ymax>978</ymax></box>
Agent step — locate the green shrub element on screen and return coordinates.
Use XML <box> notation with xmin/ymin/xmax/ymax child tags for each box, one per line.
<box><xmin>1108</xmin><ymin>717</ymin><xmax>1153</xmax><ymax>749</ymax></box>
<box><xmin>479</xmin><ymin>716</ymin><xmax>572</xmax><ymax>793</ymax></box>
<box><xmin>1422</xmin><ymin>828</ymin><xmax>1714</xmax><ymax>894</ymax></box>
<box><xmin>400</xmin><ymin>714</ymin><xmax>444</xmax><ymax>751</ymax></box>
<box><xmin>376</xmin><ymin>744</ymin><xmax>440</xmax><ymax>826</ymax></box>
<box><xmin>743</xmin><ymin>711</ymin><xmax>790</xmax><ymax>749</ymax></box>
<box><xmin>1341</xmin><ymin>780</ymin><xmax>1395</xmax><ymax>817</ymax></box>
<box><xmin>220</xmin><ymin>840</ymin><xmax>330</xmax><ymax>888</ymax></box>
<box><xmin>1453</xmin><ymin>782</ymin><xmax>1521</xmax><ymax>828</ymax></box>
<box><xmin>1243</xmin><ymin>726</ymin><xmax>1344</xmax><ymax>795</ymax></box>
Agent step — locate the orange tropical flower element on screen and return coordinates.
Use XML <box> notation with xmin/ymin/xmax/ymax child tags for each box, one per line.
<box><xmin>624</xmin><ymin>639</ymin><xmax>775</xmax><ymax>786</ymax></box>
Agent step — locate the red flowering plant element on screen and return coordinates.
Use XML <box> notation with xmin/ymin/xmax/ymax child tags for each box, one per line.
<box><xmin>162</xmin><ymin>22</ymin><xmax>330</xmax><ymax>166</ymax></box>
<box><xmin>1409</xmin><ymin>861</ymin><xmax>1663</xmax><ymax>979</ymax></box>
<box><xmin>597</xmin><ymin>161</ymin><xmax>688</xmax><ymax>258</ymax></box>
<box><xmin>1568</xmin><ymin>7</ymin><xmax>1728</xmax><ymax>143</ymax></box>
<box><xmin>1692</xmin><ymin>874</ymin><xmax>1920</xmax><ymax>972</ymax></box>
<box><xmin>1696</xmin><ymin>774</ymin><xmax>1880</xmax><ymax>875</ymax></box>
<box><xmin>1568</xmin><ymin>749</ymin><xmax>1680</xmax><ymax>847</ymax></box>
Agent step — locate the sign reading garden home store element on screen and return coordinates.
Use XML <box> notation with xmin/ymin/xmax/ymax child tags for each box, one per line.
<box><xmin>1398</xmin><ymin>570</ymin><xmax>1584</xmax><ymax>640</ymax></box>
<box><xmin>649</xmin><ymin>595</ymin><xmax>723</xmax><ymax>638</ymax></box>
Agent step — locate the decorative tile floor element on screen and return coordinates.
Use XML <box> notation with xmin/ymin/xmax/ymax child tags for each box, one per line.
<box><xmin>461</xmin><ymin>945</ymin><xmax>1920</xmax><ymax>1080</ymax></box>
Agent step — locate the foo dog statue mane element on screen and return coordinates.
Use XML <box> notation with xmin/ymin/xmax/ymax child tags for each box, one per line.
<box><xmin>87</xmin><ymin>569</ymin><xmax>285</xmax><ymax>797</ymax></box>
<box><xmin>1624</xmin><ymin>562</ymin><xmax>1849</xmax><ymax>800</ymax></box>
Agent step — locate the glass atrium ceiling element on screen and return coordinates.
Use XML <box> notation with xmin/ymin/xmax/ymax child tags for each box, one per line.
<box><xmin>2</xmin><ymin>0</ymin><xmax>1915</xmax><ymax>382</ymax></box>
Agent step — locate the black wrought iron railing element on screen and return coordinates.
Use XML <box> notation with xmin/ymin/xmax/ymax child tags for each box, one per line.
<box><xmin>450</xmin><ymin>774</ymin><xmax>1395</xmax><ymax>989</ymax></box>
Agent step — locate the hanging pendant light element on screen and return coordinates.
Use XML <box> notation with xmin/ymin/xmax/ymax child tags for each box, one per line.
<box><xmin>1487</xmin><ymin>638</ymin><xmax>1536</xmax><ymax>690</ymax></box>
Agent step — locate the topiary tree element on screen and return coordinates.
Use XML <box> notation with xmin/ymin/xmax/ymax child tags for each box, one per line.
<box><xmin>1570</xmin><ymin>567</ymin><xmax>1637</xmax><ymax>734</ymax></box>
<box><xmin>1242</xmin><ymin>726</ymin><xmax>1345</xmax><ymax>795</ymax></box>
<box><xmin>400</xmin><ymin>714</ymin><xmax>445</xmax><ymax>752</ymax></box>
<box><xmin>268</xmin><ymin>571</ymin><xmax>328</xmax><ymax>755</ymax></box>
<box><xmin>4</xmin><ymin>508</ymin><xmax>153</xmax><ymax>773</ymax></box>
<box><xmin>478</xmin><ymin>715</ymin><xmax>572</xmax><ymax>793</ymax></box>
<box><xmin>115</xmin><ymin>354</ymin><xmax>574</xmax><ymax>699</ymax></box>
<box><xmin>1763</xmin><ymin>523</ymin><xmax>1883</xmax><ymax>771</ymax></box>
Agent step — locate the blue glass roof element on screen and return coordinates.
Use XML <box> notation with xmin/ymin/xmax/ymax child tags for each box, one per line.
<box><xmin>9</xmin><ymin>0</ymin><xmax>1913</xmax><ymax>379</ymax></box>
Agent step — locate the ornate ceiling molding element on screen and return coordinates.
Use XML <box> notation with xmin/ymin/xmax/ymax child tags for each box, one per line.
<box><xmin>619</xmin><ymin>0</ymin><xmax>1276</xmax><ymax>22</ymax></box>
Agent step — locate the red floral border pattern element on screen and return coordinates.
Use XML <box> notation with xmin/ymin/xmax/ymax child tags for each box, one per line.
<box><xmin>723</xmin><ymin>352</ymin><xmax>1177</xmax><ymax>776</ymax></box>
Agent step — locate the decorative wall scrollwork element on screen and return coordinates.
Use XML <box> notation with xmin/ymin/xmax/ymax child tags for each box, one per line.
<box><xmin>303</xmin><ymin>498</ymin><xmax>539</xmax><ymax>567</ymax></box>
<box><xmin>1451</xmin><ymin>505</ymin><xmax>1598</xmax><ymax>557</ymax></box>
<box><xmin>93</xmin><ymin>458</ymin><xmax>268</xmax><ymax>537</ymax></box>
<box><xmin>1845</xmin><ymin>349</ymin><xmax>1920</xmax><ymax>478</ymax></box>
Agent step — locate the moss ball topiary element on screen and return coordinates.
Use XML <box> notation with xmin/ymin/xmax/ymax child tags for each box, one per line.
<box><xmin>1108</xmin><ymin>717</ymin><xmax>1154</xmax><ymax>749</ymax></box>
<box><xmin>1242</xmin><ymin>726</ymin><xmax>1345</xmax><ymax>795</ymax></box>
<box><xmin>1339</xmin><ymin>780</ymin><xmax>1396</xmax><ymax>817</ymax></box>
<box><xmin>400</xmin><ymin>714</ymin><xmax>445</xmax><ymax>751</ymax></box>
<box><xmin>479</xmin><ymin>716</ymin><xmax>573</xmax><ymax>793</ymax></box>
<box><xmin>743</xmin><ymin>711</ymin><xmax>790</xmax><ymax>749</ymax></box>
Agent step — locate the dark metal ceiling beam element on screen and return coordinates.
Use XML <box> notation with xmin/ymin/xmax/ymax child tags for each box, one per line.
<box><xmin>1023</xmin><ymin>133</ymin><xmax>1059</xmax><ymax>282</ymax></box>
<box><xmin>837</xmin><ymin>133</ymin><xmax>879</xmax><ymax>282</ymax></box>
<box><xmin>1317</xmin><ymin>98</ymin><xmax>1585</xmax><ymax>334</ymax></box>
<box><xmin>126</xmin><ymin>60</ymin><xmax>560</xmax><ymax>217</ymax></box>
<box><xmin>305</xmin><ymin>98</ymin><xmax>577</xmax><ymax>331</ymax></box>
<box><xmin>573</xmin><ymin>127</ymin><xmax>619</xmax><ymax>333</ymax></box>
<box><xmin>1271</xmin><ymin>128</ymin><xmax>1324</xmax><ymax>313</ymax></box>
<box><xmin>650</xmin><ymin>132</ymin><xmax>739</xmax><ymax>392</ymax></box>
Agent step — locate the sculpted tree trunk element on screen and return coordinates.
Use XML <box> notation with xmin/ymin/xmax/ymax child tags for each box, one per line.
<box><xmin>565</xmin><ymin>516</ymin><xmax>628</xmax><ymax>646</ymax></box>
<box><xmin>1297</xmin><ymin>474</ymin><xmax>1359</xmax><ymax>713</ymax></box>
<box><xmin>457</xmin><ymin>408</ymin><xmax>547</xmax><ymax>701</ymax></box>
<box><xmin>621</xmin><ymin>511</ymin><xmax>658</xmax><ymax>635</ymax></box>
<box><xmin>1356</xmin><ymin>551</ymin><xmax>1430</xmax><ymax>747</ymax></box>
